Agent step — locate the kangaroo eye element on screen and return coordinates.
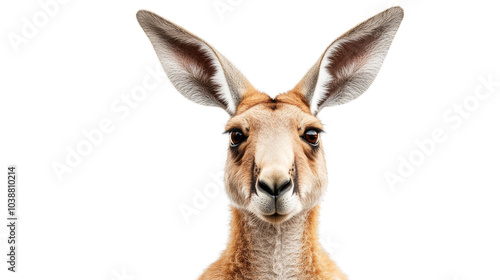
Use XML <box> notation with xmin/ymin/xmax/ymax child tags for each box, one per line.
<box><xmin>303</xmin><ymin>129</ymin><xmax>319</xmax><ymax>146</ymax></box>
<box><xmin>230</xmin><ymin>130</ymin><xmax>245</xmax><ymax>147</ymax></box>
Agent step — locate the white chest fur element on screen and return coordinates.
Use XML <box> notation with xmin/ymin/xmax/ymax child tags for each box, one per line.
<box><xmin>244</xmin><ymin>212</ymin><xmax>308</xmax><ymax>280</ymax></box>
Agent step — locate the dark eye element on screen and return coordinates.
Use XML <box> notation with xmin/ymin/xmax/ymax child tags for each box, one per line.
<box><xmin>303</xmin><ymin>129</ymin><xmax>319</xmax><ymax>146</ymax></box>
<box><xmin>230</xmin><ymin>130</ymin><xmax>245</xmax><ymax>147</ymax></box>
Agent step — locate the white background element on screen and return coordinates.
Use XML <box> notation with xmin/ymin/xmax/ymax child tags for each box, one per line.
<box><xmin>1</xmin><ymin>0</ymin><xmax>500</xmax><ymax>280</ymax></box>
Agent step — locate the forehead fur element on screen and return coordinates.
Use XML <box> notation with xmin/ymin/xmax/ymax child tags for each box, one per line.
<box><xmin>234</xmin><ymin>88</ymin><xmax>312</xmax><ymax>116</ymax></box>
<box><xmin>226</xmin><ymin>90</ymin><xmax>322</xmax><ymax>132</ymax></box>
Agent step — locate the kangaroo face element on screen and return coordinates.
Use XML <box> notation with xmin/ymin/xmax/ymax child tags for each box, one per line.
<box><xmin>137</xmin><ymin>7</ymin><xmax>403</xmax><ymax>223</ymax></box>
<box><xmin>224</xmin><ymin>92</ymin><xmax>328</xmax><ymax>222</ymax></box>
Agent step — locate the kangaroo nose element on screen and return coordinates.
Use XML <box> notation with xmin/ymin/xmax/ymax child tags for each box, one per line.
<box><xmin>257</xmin><ymin>178</ymin><xmax>292</xmax><ymax>198</ymax></box>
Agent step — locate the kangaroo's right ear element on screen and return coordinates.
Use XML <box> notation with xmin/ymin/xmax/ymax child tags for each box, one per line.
<box><xmin>136</xmin><ymin>10</ymin><xmax>252</xmax><ymax>115</ymax></box>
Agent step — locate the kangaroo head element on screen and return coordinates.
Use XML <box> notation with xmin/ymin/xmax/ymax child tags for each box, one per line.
<box><xmin>137</xmin><ymin>7</ymin><xmax>403</xmax><ymax>223</ymax></box>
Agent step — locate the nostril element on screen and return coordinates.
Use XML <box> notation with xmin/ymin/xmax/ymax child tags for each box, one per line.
<box><xmin>257</xmin><ymin>180</ymin><xmax>274</xmax><ymax>196</ymax></box>
<box><xmin>276</xmin><ymin>179</ymin><xmax>292</xmax><ymax>197</ymax></box>
<box><xmin>257</xmin><ymin>179</ymin><xmax>292</xmax><ymax>197</ymax></box>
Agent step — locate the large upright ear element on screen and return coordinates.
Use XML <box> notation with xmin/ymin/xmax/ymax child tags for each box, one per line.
<box><xmin>295</xmin><ymin>7</ymin><xmax>404</xmax><ymax>115</ymax></box>
<box><xmin>136</xmin><ymin>10</ymin><xmax>252</xmax><ymax>115</ymax></box>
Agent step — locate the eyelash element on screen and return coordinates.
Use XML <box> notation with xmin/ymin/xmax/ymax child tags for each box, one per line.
<box><xmin>301</xmin><ymin>128</ymin><xmax>322</xmax><ymax>146</ymax></box>
<box><xmin>224</xmin><ymin>128</ymin><xmax>323</xmax><ymax>145</ymax></box>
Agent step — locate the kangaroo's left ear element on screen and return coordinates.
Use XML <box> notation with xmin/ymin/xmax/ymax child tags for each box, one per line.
<box><xmin>295</xmin><ymin>7</ymin><xmax>404</xmax><ymax>115</ymax></box>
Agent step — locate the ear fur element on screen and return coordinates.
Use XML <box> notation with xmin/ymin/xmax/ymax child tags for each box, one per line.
<box><xmin>295</xmin><ymin>7</ymin><xmax>404</xmax><ymax>115</ymax></box>
<box><xmin>136</xmin><ymin>10</ymin><xmax>252</xmax><ymax>115</ymax></box>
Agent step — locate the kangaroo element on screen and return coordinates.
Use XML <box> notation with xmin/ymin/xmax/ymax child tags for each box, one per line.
<box><xmin>137</xmin><ymin>6</ymin><xmax>403</xmax><ymax>279</ymax></box>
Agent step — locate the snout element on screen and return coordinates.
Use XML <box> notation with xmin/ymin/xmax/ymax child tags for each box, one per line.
<box><xmin>257</xmin><ymin>178</ymin><xmax>292</xmax><ymax>199</ymax></box>
<box><xmin>251</xmin><ymin>166</ymin><xmax>300</xmax><ymax>221</ymax></box>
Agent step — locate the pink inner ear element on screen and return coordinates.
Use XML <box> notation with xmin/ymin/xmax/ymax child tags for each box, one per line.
<box><xmin>171</xmin><ymin>39</ymin><xmax>219</xmax><ymax>87</ymax></box>
<box><xmin>325</xmin><ymin>29</ymin><xmax>382</xmax><ymax>92</ymax></box>
<box><xmin>160</xmin><ymin>31</ymin><xmax>226</xmax><ymax>107</ymax></box>
<box><xmin>175</xmin><ymin>50</ymin><xmax>215</xmax><ymax>90</ymax></box>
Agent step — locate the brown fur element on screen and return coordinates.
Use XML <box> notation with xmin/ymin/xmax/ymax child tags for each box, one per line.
<box><xmin>199</xmin><ymin>205</ymin><xmax>347</xmax><ymax>280</ymax></box>
<box><xmin>199</xmin><ymin>206</ymin><xmax>347</xmax><ymax>280</ymax></box>
<box><xmin>136</xmin><ymin>7</ymin><xmax>404</xmax><ymax>280</ymax></box>
<box><xmin>199</xmin><ymin>90</ymin><xmax>346</xmax><ymax>280</ymax></box>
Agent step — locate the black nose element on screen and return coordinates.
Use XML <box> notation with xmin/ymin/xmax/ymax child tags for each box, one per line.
<box><xmin>257</xmin><ymin>179</ymin><xmax>292</xmax><ymax>198</ymax></box>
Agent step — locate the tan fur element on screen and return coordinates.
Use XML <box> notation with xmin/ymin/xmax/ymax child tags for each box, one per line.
<box><xmin>200</xmin><ymin>206</ymin><xmax>347</xmax><ymax>280</ymax></box>
<box><xmin>136</xmin><ymin>7</ymin><xmax>404</xmax><ymax>279</ymax></box>
<box><xmin>199</xmin><ymin>90</ymin><xmax>345</xmax><ymax>280</ymax></box>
